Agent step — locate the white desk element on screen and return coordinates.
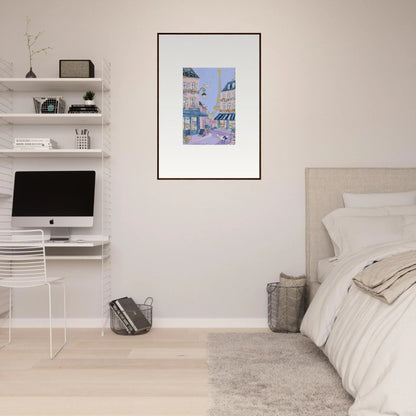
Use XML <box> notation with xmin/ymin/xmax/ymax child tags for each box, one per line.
<box><xmin>44</xmin><ymin>240</ymin><xmax>109</xmax><ymax>248</ymax></box>
<box><xmin>44</xmin><ymin>238</ymin><xmax>110</xmax><ymax>261</ymax></box>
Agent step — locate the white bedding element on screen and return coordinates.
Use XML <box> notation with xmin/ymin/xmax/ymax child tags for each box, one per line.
<box><xmin>301</xmin><ymin>240</ymin><xmax>416</xmax><ymax>416</ymax></box>
<box><xmin>317</xmin><ymin>257</ymin><xmax>338</xmax><ymax>282</ymax></box>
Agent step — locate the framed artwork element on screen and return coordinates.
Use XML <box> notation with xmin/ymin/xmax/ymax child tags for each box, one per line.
<box><xmin>157</xmin><ymin>33</ymin><xmax>261</xmax><ymax>180</ymax></box>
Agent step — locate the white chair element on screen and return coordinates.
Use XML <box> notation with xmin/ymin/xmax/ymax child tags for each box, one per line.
<box><xmin>0</xmin><ymin>229</ymin><xmax>66</xmax><ymax>359</ymax></box>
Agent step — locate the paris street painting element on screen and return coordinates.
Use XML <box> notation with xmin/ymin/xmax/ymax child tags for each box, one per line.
<box><xmin>183</xmin><ymin>68</ymin><xmax>236</xmax><ymax>145</ymax></box>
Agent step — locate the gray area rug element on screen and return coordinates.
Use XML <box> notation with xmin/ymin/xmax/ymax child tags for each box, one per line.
<box><xmin>208</xmin><ymin>333</ymin><xmax>353</xmax><ymax>416</ymax></box>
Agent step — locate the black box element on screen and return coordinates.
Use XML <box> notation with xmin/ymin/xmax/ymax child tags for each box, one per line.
<box><xmin>59</xmin><ymin>60</ymin><xmax>95</xmax><ymax>78</ymax></box>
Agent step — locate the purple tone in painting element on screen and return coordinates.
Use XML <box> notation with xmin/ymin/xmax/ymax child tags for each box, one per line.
<box><xmin>183</xmin><ymin>68</ymin><xmax>235</xmax><ymax>145</ymax></box>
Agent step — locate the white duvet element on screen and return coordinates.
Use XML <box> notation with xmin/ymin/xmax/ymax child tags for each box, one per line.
<box><xmin>301</xmin><ymin>240</ymin><xmax>416</xmax><ymax>416</ymax></box>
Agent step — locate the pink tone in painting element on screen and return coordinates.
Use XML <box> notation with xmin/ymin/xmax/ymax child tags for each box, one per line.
<box><xmin>183</xmin><ymin>67</ymin><xmax>236</xmax><ymax>145</ymax></box>
<box><xmin>183</xmin><ymin>72</ymin><xmax>200</xmax><ymax>110</ymax></box>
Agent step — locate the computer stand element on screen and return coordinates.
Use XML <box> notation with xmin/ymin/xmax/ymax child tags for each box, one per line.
<box><xmin>49</xmin><ymin>228</ymin><xmax>71</xmax><ymax>241</ymax></box>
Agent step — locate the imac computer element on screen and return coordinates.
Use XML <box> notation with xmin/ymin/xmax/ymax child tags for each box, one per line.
<box><xmin>12</xmin><ymin>170</ymin><xmax>96</xmax><ymax>240</ymax></box>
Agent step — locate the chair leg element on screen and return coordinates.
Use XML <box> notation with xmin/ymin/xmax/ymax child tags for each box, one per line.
<box><xmin>8</xmin><ymin>287</ymin><xmax>11</xmax><ymax>344</ymax></box>
<box><xmin>47</xmin><ymin>282</ymin><xmax>67</xmax><ymax>360</ymax></box>
<box><xmin>62</xmin><ymin>282</ymin><xmax>67</xmax><ymax>345</ymax></box>
<box><xmin>0</xmin><ymin>288</ymin><xmax>12</xmax><ymax>350</ymax></box>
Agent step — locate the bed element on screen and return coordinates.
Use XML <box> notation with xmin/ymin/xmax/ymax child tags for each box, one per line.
<box><xmin>301</xmin><ymin>168</ymin><xmax>416</xmax><ymax>416</ymax></box>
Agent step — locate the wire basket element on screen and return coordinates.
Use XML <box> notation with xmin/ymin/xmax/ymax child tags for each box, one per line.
<box><xmin>110</xmin><ymin>297</ymin><xmax>153</xmax><ymax>336</ymax></box>
<box><xmin>267</xmin><ymin>274</ymin><xmax>306</xmax><ymax>333</ymax></box>
<box><xmin>33</xmin><ymin>96</ymin><xmax>66</xmax><ymax>114</ymax></box>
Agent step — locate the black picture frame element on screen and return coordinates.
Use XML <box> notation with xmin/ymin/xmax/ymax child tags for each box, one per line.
<box><xmin>157</xmin><ymin>33</ymin><xmax>261</xmax><ymax>180</ymax></box>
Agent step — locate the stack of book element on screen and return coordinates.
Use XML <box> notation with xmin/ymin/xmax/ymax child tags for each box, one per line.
<box><xmin>14</xmin><ymin>138</ymin><xmax>57</xmax><ymax>151</ymax></box>
<box><xmin>68</xmin><ymin>104</ymin><xmax>100</xmax><ymax>113</ymax></box>
<box><xmin>110</xmin><ymin>297</ymin><xmax>151</xmax><ymax>335</ymax></box>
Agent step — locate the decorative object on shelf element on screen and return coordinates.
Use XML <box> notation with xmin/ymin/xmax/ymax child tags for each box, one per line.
<box><xmin>24</xmin><ymin>16</ymin><xmax>52</xmax><ymax>78</ymax></box>
<box><xmin>83</xmin><ymin>90</ymin><xmax>95</xmax><ymax>105</ymax></box>
<box><xmin>59</xmin><ymin>59</ymin><xmax>95</xmax><ymax>78</ymax></box>
<box><xmin>14</xmin><ymin>137</ymin><xmax>57</xmax><ymax>151</ymax></box>
<box><xmin>75</xmin><ymin>129</ymin><xmax>90</xmax><ymax>149</ymax></box>
<box><xmin>33</xmin><ymin>96</ymin><xmax>65</xmax><ymax>113</ymax></box>
<box><xmin>157</xmin><ymin>33</ymin><xmax>261</xmax><ymax>180</ymax></box>
<box><xmin>110</xmin><ymin>297</ymin><xmax>153</xmax><ymax>335</ymax></box>
<box><xmin>25</xmin><ymin>68</ymin><xmax>36</xmax><ymax>79</ymax></box>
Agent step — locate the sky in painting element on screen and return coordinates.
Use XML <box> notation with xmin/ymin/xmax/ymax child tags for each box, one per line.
<box><xmin>193</xmin><ymin>67</ymin><xmax>235</xmax><ymax>113</ymax></box>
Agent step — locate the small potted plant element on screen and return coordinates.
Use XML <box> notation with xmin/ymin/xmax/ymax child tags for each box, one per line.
<box><xmin>83</xmin><ymin>91</ymin><xmax>95</xmax><ymax>105</ymax></box>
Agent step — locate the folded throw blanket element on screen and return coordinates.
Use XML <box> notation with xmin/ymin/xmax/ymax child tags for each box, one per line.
<box><xmin>353</xmin><ymin>250</ymin><xmax>416</xmax><ymax>304</ymax></box>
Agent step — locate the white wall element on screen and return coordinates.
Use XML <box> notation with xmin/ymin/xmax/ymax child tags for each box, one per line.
<box><xmin>1</xmin><ymin>0</ymin><xmax>416</xmax><ymax>325</ymax></box>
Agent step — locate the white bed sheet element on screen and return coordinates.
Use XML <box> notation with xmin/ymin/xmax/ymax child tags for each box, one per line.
<box><xmin>301</xmin><ymin>240</ymin><xmax>416</xmax><ymax>416</ymax></box>
<box><xmin>317</xmin><ymin>257</ymin><xmax>338</xmax><ymax>283</ymax></box>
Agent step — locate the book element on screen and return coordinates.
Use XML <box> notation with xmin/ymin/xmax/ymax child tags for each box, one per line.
<box><xmin>68</xmin><ymin>108</ymin><xmax>100</xmax><ymax>113</ymax></box>
<box><xmin>110</xmin><ymin>302</ymin><xmax>134</xmax><ymax>334</ymax></box>
<box><xmin>14</xmin><ymin>143</ymin><xmax>54</xmax><ymax>145</ymax></box>
<box><xmin>14</xmin><ymin>148</ymin><xmax>53</xmax><ymax>151</ymax></box>
<box><xmin>109</xmin><ymin>300</ymin><xmax>134</xmax><ymax>334</ymax></box>
<box><xmin>68</xmin><ymin>104</ymin><xmax>100</xmax><ymax>113</ymax></box>
<box><xmin>14</xmin><ymin>138</ymin><xmax>56</xmax><ymax>143</ymax></box>
<box><xmin>14</xmin><ymin>146</ymin><xmax>55</xmax><ymax>151</ymax></box>
<box><xmin>15</xmin><ymin>140</ymin><xmax>51</xmax><ymax>143</ymax></box>
<box><xmin>14</xmin><ymin>143</ymin><xmax>53</xmax><ymax>149</ymax></box>
<box><xmin>114</xmin><ymin>297</ymin><xmax>151</xmax><ymax>333</ymax></box>
<box><xmin>14</xmin><ymin>138</ymin><xmax>57</xmax><ymax>150</ymax></box>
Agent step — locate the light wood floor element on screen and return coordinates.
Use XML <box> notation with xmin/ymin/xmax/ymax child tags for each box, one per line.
<box><xmin>0</xmin><ymin>328</ymin><xmax>264</xmax><ymax>416</ymax></box>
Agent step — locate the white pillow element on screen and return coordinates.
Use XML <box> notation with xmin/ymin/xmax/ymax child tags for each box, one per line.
<box><xmin>333</xmin><ymin>216</ymin><xmax>403</xmax><ymax>256</ymax></box>
<box><xmin>343</xmin><ymin>190</ymin><xmax>416</xmax><ymax>208</ymax></box>
<box><xmin>322</xmin><ymin>206</ymin><xmax>416</xmax><ymax>256</ymax></box>
<box><xmin>403</xmin><ymin>215</ymin><xmax>416</xmax><ymax>240</ymax></box>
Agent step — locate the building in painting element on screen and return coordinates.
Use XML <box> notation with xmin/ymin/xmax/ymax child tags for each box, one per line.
<box><xmin>199</xmin><ymin>101</ymin><xmax>209</xmax><ymax>132</ymax></box>
<box><xmin>183</xmin><ymin>68</ymin><xmax>208</xmax><ymax>136</ymax></box>
<box><xmin>214</xmin><ymin>79</ymin><xmax>235</xmax><ymax>131</ymax></box>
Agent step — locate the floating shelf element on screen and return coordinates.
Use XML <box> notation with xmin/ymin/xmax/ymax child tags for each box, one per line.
<box><xmin>0</xmin><ymin>149</ymin><xmax>110</xmax><ymax>158</ymax></box>
<box><xmin>46</xmin><ymin>255</ymin><xmax>107</xmax><ymax>261</ymax></box>
<box><xmin>0</xmin><ymin>240</ymin><xmax>108</xmax><ymax>248</ymax></box>
<box><xmin>44</xmin><ymin>240</ymin><xmax>109</xmax><ymax>248</ymax></box>
<box><xmin>0</xmin><ymin>78</ymin><xmax>109</xmax><ymax>92</ymax></box>
<box><xmin>0</xmin><ymin>113</ymin><xmax>105</xmax><ymax>125</ymax></box>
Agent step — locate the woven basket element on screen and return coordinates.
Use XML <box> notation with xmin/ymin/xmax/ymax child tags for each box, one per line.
<box><xmin>267</xmin><ymin>274</ymin><xmax>306</xmax><ymax>333</ymax></box>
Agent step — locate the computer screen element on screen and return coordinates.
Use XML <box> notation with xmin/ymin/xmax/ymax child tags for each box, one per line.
<box><xmin>12</xmin><ymin>171</ymin><xmax>96</xmax><ymax>228</ymax></box>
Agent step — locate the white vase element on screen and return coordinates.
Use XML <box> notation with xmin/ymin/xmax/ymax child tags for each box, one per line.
<box><xmin>84</xmin><ymin>100</ymin><xmax>94</xmax><ymax>105</ymax></box>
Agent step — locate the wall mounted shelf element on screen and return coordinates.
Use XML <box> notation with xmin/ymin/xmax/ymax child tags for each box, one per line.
<box><xmin>0</xmin><ymin>78</ymin><xmax>109</xmax><ymax>92</ymax></box>
<box><xmin>0</xmin><ymin>58</ymin><xmax>112</xmax><ymax>334</ymax></box>
<box><xmin>46</xmin><ymin>255</ymin><xmax>108</xmax><ymax>261</ymax></box>
<box><xmin>0</xmin><ymin>240</ymin><xmax>109</xmax><ymax>248</ymax></box>
<box><xmin>0</xmin><ymin>149</ymin><xmax>110</xmax><ymax>158</ymax></box>
<box><xmin>44</xmin><ymin>240</ymin><xmax>109</xmax><ymax>248</ymax></box>
<box><xmin>0</xmin><ymin>113</ymin><xmax>105</xmax><ymax>125</ymax></box>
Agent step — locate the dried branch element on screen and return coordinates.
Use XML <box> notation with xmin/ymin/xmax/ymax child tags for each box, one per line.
<box><xmin>24</xmin><ymin>16</ymin><xmax>52</xmax><ymax>68</ymax></box>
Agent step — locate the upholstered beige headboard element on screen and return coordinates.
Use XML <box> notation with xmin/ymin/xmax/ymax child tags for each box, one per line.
<box><xmin>305</xmin><ymin>167</ymin><xmax>416</xmax><ymax>301</ymax></box>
